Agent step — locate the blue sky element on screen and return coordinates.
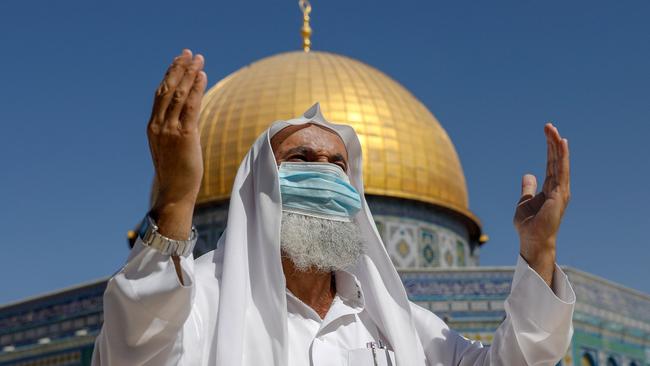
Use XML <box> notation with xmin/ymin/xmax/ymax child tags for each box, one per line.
<box><xmin>0</xmin><ymin>0</ymin><xmax>648</xmax><ymax>304</ymax></box>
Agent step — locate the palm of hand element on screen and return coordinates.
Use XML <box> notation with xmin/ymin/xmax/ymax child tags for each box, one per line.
<box><xmin>513</xmin><ymin>124</ymin><xmax>571</xmax><ymax>275</ymax></box>
<box><xmin>147</xmin><ymin>49</ymin><xmax>208</xmax><ymax>208</ymax></box>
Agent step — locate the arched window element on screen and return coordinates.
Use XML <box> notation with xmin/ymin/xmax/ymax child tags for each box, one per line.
<box><xmin>581</xmin><ymin>353</ymin><xmax>596</xmax><ymax>366</ymax></box>
<box><xmin>607</xmin><ymin>356</ymin><xmax>618</xmax><ymax>366</ymax></box>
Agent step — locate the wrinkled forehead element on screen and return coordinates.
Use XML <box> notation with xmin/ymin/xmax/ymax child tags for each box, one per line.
<box><xmin>270</xmin><ymin>123</ymin><xmax>349</xmax><ymax>161</ymax></box>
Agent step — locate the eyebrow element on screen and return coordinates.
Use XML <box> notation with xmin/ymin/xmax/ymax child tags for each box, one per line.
<box><xmin>285</xmin><ymin>146</ymin><xmax>311</xmax><ymax>156</ymax></box>
<box><xmin>284</xmin><ymin>146</ymin><xmax>348</xmax><ymax>168</ymax></box>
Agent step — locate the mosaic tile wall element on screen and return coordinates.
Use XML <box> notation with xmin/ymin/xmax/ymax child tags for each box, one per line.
<box><xmin>373</xmin><ymin>215</ymin><xmax>475</xmax><ymax>269</ymax></box>
<box><xmin>399</xmin><ymin>267</ymin><xmax>650</xmax><ymax>366</ymax></box>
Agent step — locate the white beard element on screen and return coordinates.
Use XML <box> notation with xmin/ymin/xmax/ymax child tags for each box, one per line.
<box><xmin>280</xmin><ymin>211</ymin><xmax>365</xmax><ymax>272</ymax></box>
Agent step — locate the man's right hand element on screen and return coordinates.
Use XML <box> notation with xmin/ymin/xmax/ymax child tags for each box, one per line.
<box><xmin>147</xmin><ymin>49</ymin><xmax>207</xmax><ymax>240</ymax></box>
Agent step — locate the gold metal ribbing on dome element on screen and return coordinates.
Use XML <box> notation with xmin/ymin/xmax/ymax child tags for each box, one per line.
<box><xmin>299</xmin><ymin>0</ymin><xmax>312</xmax><ymax>52</ymax></box>
<box><xmin>195</xmin><ymin>51</ymin><xmax>485</xmax><ymax>244</ymax></box>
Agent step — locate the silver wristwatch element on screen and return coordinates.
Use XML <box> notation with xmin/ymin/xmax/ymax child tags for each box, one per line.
<box><xmin>137</xmin><ymin>214</ymin><xmax>198</xmax><ymax>256</ymax></box>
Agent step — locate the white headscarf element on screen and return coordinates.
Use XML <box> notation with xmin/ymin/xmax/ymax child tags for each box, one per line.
<box><xmin>209</xmin><ymin>103</ymin><xmax>426</xmax><ymax>365</ymax></box>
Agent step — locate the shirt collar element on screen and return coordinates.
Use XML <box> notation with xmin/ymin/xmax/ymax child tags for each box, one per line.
<box><xmin>285</xmin><ymin>270</ymin><xmax>365</xmax><ymax>318</ymax></box>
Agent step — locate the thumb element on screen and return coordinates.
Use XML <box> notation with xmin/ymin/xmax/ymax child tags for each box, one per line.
<box><xmin>518</xmin><ymin>174</ymin><xmax>537</xmax><ymax>204</ymax></box>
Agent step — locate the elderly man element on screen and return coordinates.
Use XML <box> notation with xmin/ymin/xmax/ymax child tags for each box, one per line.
<box><xmin>93</xmin><ymin>50</ymin><xmax>575</xmax><ymax>366</ymax></box>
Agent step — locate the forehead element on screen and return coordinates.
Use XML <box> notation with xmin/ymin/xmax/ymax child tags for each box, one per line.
<box><xmin>271</xmin><ymin>124</ymin><xmax>348</xmax><ymax>159</ymax></box>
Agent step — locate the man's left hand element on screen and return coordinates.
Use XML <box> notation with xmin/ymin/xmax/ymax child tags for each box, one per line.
<box><xmin>513</xmin><ymin>123</ymin><xmax>571</xmax><ymax>287</ymax></box>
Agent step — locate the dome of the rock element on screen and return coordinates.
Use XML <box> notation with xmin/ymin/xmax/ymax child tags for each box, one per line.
<box><xmin>195</xmin><ymin>51</ymin><xmax>483</xmax><ymax>245</ymax></box>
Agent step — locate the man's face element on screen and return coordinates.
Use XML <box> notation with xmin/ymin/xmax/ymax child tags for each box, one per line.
<box><xmin>272</xmin><ymin>124</ymin><xmax>364</xmax><ymax>273</ymax></box>
<box><xmin>271</xmin><ymin>124</ymin><xmax>349</xmax><ymax>171</ymax></box>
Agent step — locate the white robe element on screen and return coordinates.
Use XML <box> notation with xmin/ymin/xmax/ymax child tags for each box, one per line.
<box><xmin>93</xmin><ymin>103</ymin><xmax>575</xmax><ymax>365</ymax></box>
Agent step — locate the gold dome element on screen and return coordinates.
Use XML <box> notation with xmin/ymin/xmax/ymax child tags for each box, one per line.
<box><xmin>197</xmin><ymin>51</ymin><xmax>483</xmax><ymax>242</ymax></box>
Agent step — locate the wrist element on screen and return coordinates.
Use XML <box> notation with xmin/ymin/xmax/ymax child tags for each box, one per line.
<box><xmin>522</xmin><ymin>249</ymin><xmax>556</xmax><ymax>270</ymax></box>
<box><xmin>138</xmin><ymin>214</ymin><xmax>197</xmax><ymax>258</ymax></box>
<box><xmin>520</xmin><ymin>239</ymin><xmax>556</xmax><ymax>287</ymax></box>
<box><xmin>150</xmin><ymin>200</ymin><xmax>196</xmax><ymax>240</ymax></box>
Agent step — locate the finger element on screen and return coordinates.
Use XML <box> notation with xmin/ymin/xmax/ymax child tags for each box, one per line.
<box><xmin>518</xmin><ymin>174</ymin><xmax>537</xmax><ymax>204</ymax></box>
<box><xmin>542</xmin><ymin>123</ymin><xmax>557</xmax><ymax>195</ymax></box>
<box><xmin>544</xmin><ymin>124</ymin><xmax>554</xmax><ymax>178</ymax></box>
<box><xmin>552</xmin><ymin>126</ymin><xmax>565</xmax><ymax>180</ymax></box>
<box><xmin>558</xmin><ymin>137</ymin><xmax>571</xmax><ymax>198</ymax></box>
<box><xmin>550</xmin><ymin>124</ymin><xmax>561</xmax><ymax>166</ymax></box>
<box><xmin>166</xmin><ymin>54</ymin><xmax>205</xmax><ymax>127</ymax></box>
<box><xmin>551</xmin><ymin>125</ymin><xmax>561</xmax><ymax>181</ymax></box>
<box><xmin>151</xmin><ymin>50</ymin><xmax>193</xmax><ymax>126</ymax></box>
<box><xmin>551</xmin><ymin>125</ymin><xmax>565</xmax><ymax>191</ymax></box>
<box><xmin>180</xmin><ymin>70</ymin><xmax>208</xmax><ymax>131</ymax></box>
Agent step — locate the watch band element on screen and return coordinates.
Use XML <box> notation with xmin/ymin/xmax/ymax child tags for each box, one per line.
<box><xmin>137</xmin><ymin>214</ymin><xmax>198</xmax><ymax>256</ymax></box>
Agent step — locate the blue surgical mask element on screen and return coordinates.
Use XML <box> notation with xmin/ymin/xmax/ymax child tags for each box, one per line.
<box><xmin>278</xmin><ymin>162</ymin><xmax>362</xmax><ymax>221</ymax></box>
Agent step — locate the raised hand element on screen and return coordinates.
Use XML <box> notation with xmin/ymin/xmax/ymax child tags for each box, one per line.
<box><xmin>147</xmin><ymin>49</ymin><xmax>208</xmax><ymax>240</ymax></box>
<box><xmin>513</xmin><ymin>123</ymin><xmax>571</xmax><ymax>287</ymax></box>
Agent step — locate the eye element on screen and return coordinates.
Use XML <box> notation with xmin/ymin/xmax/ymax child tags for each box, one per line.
<box><xmin>286</xmin><ymin>154</ymin><xmax>307</xmax><ymax>162</ymax></box>
<box><xmin>336</xmin><ymin>162</ymin><xmax>347</xmax><ymax>171</ymax></box>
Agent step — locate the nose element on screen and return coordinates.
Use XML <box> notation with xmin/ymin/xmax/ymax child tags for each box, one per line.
<box><xmin>315</xmin><ymin>156</ymin><xmax>330</xmax><ymax>163</ymax></box>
